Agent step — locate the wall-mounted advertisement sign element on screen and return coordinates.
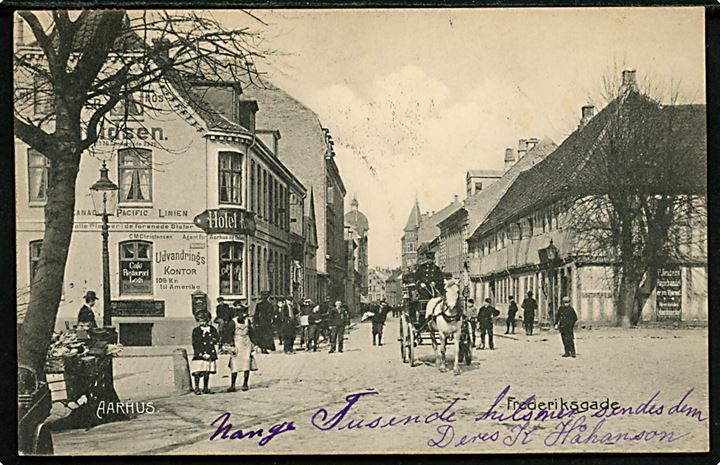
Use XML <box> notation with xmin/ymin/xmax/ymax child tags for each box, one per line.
<box><xmin>193</xmin><ymin>208</ymin><xmax>256</xmax><ymax>235</ymax></box>
<box><xmin>656</xmin><ymin>266</ymin><xmax>682</xmax><ymax>320</ymax></box>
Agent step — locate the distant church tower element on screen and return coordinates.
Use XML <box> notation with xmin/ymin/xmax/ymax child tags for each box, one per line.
<box><xmin>344</xmin><ymin>195</ymin><xmax>369</xmax><ymax>295</ymax></box>
<box><xmin>401</xmin><ymin>198</ymin><xmax>421</xmax><ymax>271</ymax></box>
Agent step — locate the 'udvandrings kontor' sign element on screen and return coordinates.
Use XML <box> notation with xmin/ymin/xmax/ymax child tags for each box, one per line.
<box><xmin>193</xmin><ymin>208</ymin><xmax>256</xmax><ymax>235</ymax></box>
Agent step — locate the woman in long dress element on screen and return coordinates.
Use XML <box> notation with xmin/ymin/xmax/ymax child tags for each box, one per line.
<box><xmin>227</xmin><ymin>306</ymin><xmax>256</xmax><ymax>392</ymax></box>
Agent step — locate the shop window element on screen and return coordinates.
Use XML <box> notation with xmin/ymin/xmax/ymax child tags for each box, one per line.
<box><xmin>220</xmin><ymin>242</ymin><xmax>244</xmax><ymax>295</ymax></box>
<box><xmin>119</xmin><ymin>148</ymin><xmax>152</xmax><ymax>203</ymax></box>
<box><xmin>219</xmin><ymin>151</ymin><xmax>243</xmax><ymax>205</ymax></box>
<box><xmin>119</xmin><ymin>241</ymin><xmax>153</xmax><ymax>295</ymax></box>
<box><xmin>28</xmin><ymin>149</ymin><xmax>50</xmax><ymax>203</ymax></box>
<box><xmin>30</xmin><ymin>240</ymin><xmax>43</xmax><ymax>285</ymax></box>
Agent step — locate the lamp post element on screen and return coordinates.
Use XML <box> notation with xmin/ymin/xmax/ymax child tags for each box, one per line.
<box><xmin>90</xmin><ymin>161</ymin><xmax>119</xmax><ymax>327</ymax></box>
<box><xmin>544</xmin><ymin>240</ymin><xmax>559</xmax><ymax>324</ymax></box>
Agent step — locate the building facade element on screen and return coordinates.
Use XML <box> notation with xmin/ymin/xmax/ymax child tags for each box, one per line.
<box><xmin>384</xmin><ymin>269</ymin><xmax>403</xmax><ymax>307</ymax></box>
<box><xmin>439</xmin><ymin>139</ymin><xmax>557</xmax><ymax>285</ymax></box>
<box><xmin>241</xmin><ymin>84</ymin><xmax>347</xmax><ymax>303</ymax></box>
<box><xmin>16</xmin><ymin>74</ymin><xmax>307</xmax><ymax>346</ymax></box>
<box><xmin>466</xmin><ymin>86</ymin><xmax>707</xmax><ymax>324</ymax></box>
<box><xmin>367</xmin><ymin>268</ymin><xmax>391</xmax><ymax>302</ymax></box>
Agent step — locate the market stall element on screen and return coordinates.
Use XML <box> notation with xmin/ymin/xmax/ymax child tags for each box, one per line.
<box><xmin>44</xmin><ymin>326</ymin><xmax>127</xmax><ymax>430</ymax></box>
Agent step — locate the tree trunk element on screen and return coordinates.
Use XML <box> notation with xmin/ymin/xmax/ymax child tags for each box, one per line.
<box><xmin>18</xmin><ymin>151</ymin><xmax>81</xmax><ymax>377</ymax></box>
<box><xmin>615</xmin><ymin>269</ymin><xmax>643</xmax><ymax>328</ymax></box>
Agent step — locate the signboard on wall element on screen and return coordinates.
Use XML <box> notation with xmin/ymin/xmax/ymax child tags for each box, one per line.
<box><xmin>111</xmin><ymin>300</ymin><xmax>165</xmax><ymax>317</ymax></box>
<box><xmin>193</xmin><ymin>208</ymin><xmax>256</xmax><ymax>235</ymax></box>
<box><xmin>656</xmin><ymin>267</ymin><xmax>682</xmax><ymax>320</ymax></box>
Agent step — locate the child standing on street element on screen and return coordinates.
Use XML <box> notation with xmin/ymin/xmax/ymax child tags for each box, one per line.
<box><xmin>191</xmin><ymin>312</ymin><xmax>219</xmax><ymax>395</ymax></box>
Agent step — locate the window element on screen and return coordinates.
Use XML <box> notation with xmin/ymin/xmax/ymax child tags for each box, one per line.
<box><xmin>250</xmin><ymin>244</ymin><xmax>255</xmax><ymax>296</ymax></box>
<box><xmin>219</xmin><ymin>151</ymin><xmax>242</xmax><ymax>205</ymax></box>
<box><xmin>250</xmin><ymin>160</ymin><xmax>256</xmax><ymax>213</ymax></box>
<box><xmin>119</xmin><ymin>241</ymin><xmax>153</xmax><ymax>295</ymax></box>
<box><xmin>220</xmin><ymin>242</ymin><xmax>244</xmax><ymax>295</ymax></box>
<box><xmin>475</xmin><ymin>182</ymin><xmax>483</xmax><ymax>192</ymax></box>
<box><xmin>30</xmin><ymin>240</ymin><xmax>43</xmax><ymax>286</ymax></box>
<box><xmin>262</xmin><ymin>170</ymin><xmax>268</xmax><ymax>219</ymax></box>
<box><xmin>327</xmin><ymin>185</ymin><xmax>334</xmax><ymax>205</ymax></box>
<box><xmin>28</xmin><ymin>149</ymin><xmax>50</xmax><ymax>202</ymax></box>
<box><xmin>527</xmin><ymin>217</ymin><xmax>534</xmax><ymax>237</ymax></box>
<box><xmin>119</xmin><ymin>148</ymin><xmax>152</xmax><ymax>203</ymax></box>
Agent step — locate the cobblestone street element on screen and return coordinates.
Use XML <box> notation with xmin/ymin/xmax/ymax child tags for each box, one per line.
<box><xmin>52</xmin><ymin>318</ymin><xmax>709</xmax><ymax>455</ymax></box>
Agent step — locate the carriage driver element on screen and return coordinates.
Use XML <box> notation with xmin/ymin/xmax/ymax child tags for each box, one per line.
<box><xmin>414</xmin><ymin>247</ymin><xmax>446</xmax><ymax>301</ymax></box>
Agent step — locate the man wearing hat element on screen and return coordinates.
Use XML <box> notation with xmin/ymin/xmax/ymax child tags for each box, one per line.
<box><xmin>477</xmin><ymin>298</ymin><xmax>500</xmax><ymax>349</ymax></box>
<box><xmin>522</xmin><ymin>291</ymin><xmax>537</xmax><ymax>336</ymax></box>
<box><xmin>77</xmin><ymin>290</ymin><xmax>99</xmax><ymax>329</ymax></box>
<box><xmin>555</xmin><ymin>296</ymin><xmax>578</xmax><ymax>358</ymax></box>
<box><xmin>371</xmin><ymin>299</ymin><xmax>389</xmax><ymax>346</ymax></box>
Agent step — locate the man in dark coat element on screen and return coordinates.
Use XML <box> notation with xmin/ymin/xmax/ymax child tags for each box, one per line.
<box><xmin>372</xmin><ymin>300</ymin><xmax>389</xmax><ymax>346</ymax></box>
<box><xmin>522</xmin><ymin>291</ymin><xmax>537</xmax><ymax>336</ymax></box>
<box><xmin>555</xmin><ymin>296</ymin><xmax>578</xmax><ymax>358</ymax></box>
<box><xmin>278</xmin><ymin>298</ymin><xmax>297</xmax><ymax>354</ymax></box>
<box><xmin>253</xmin><ymin>291</ymin><xmax>276</xmax><ymax>353</ymax></box>
<box><xmin>215</xmin><ymin>297</ymin><xmax>232</xmax><ymax>324</ymax></box>
<box><xmin>477</xmin><ymin>298</ymin><xmax>500</xmax><ymax>349</ymax></box>
<box><xmin>506</xmin><ymin>296</ymin><xmax>518</xmax><ymax>334</ymax></box>
<box><xmin>77</xmin><ymin>290</ymin><xmax>99</xmax><ymax>329</ymax></box>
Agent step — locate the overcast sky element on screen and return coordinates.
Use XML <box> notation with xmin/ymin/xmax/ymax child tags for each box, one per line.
<box><xmin>225</xmin><ymin>8</ymin><xmax>705</xmax><ymax>268</ymax></box>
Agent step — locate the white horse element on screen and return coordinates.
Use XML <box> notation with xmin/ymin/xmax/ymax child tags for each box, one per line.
<box><xmin>425</xmin><ymin>279</ymin><xmax>467</xmax><ymax>375</ymax></box>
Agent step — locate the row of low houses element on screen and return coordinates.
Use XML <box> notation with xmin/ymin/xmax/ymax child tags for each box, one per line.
<box><xmin>401</xmin><ymin>70</ymin><xmax>707</xmax><ymax>324</ymax></box>
<box><xmin>15</xmin><ymin>45</ymin><xmax>356</xmax><ymax>345</ymax></box>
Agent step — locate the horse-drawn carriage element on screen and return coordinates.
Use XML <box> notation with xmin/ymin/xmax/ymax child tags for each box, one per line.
<box><xmin>399</xmin><ymin>258</ymin><xmax>472</xmax><ymax>372</ymax></box>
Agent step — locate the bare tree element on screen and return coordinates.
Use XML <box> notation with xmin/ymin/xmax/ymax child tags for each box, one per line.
<box><xmin>567</xmin><ymin>72</ymin><xmax>706</xmax><ymax>326</ymax></box>
<box><xmin>14</xmin><ymin>10</ymin><xmax>266</xmax><ymax>383</ymax></box>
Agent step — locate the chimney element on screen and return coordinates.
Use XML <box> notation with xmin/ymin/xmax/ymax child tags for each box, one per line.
<box><xmin>453</xmin><ymin>194</ymin><xmax>459</xmax><ymax>204</ymax></box>
<box><xmin>237</xmin><ymin>100</ymin><xmax>259</xmax><ymax>133</ymax></box>
<box><xmin>579</xmin><ymin>105</ymin><xmax>595</xmax><ymax>127</ymax></box>
<box><xmin>504</xmin><ymin>148</ymin><xmax>516</xmax><ymax>172</ymax></box>
<box><xmin>525</xmin><ymin>138</ymin><xmax>539</xmax><ymax>152</ymax></box>
<box><xmin>621</xmin><ymin>69</ymin><xmax>637</xmax><ymax>93</ymax></box>
<box><xmin>517</xmin><ymin>139</ymin><xmax>528</xmax><ymax>160</ymax></box>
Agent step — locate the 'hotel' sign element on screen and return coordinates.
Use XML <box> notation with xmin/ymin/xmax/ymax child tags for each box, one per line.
<box><xmin>193</xmin><ymin>208</ymin><xmax>256</xmax><ymax>235</ymax></box>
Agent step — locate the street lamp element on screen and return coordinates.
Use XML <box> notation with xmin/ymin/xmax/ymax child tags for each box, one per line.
<box><xmin>90</xmin><ymin>161</ymin><xmax>119</xmax><ymax>327</ymax></box>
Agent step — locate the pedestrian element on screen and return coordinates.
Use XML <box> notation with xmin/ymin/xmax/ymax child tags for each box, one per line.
<box><xmin>227</xmin><ymin>305</ymin><xmax>257</xmax><ymax>391</ymax></box>
<box><xmin>477</xmin><ymin>298</ymin><xmax>500</xmax><ymax>349</ymax></box>
<box><xmin>299</xmin><ymin>299</ymin><xmax>312</xmax><ymax>349</ymax></box>
<box><xmin>555</xmin><ymin>296</ymin><xmax>578</xmax><ymax>358</ymax></box>
<box><xmin>328</xmin><ymin>301</ymin><xmax>349</xmax><ymax>353</ymax></box>
<box><xmin>190</xmin><ymin>312</ymin><xmax>219</xmax><ymax>395</ymax></box>
<box><xmin>522</xmin><ymin>291</ymin><xmax>537</xmax><ymax>336</ymax></box>
<box><xmin>77</xmin><ymin>290</ymin><xmax>99</xmax><ymax>329</ymax></box>
<box><xmin>214</xmin><ymin>296</ymin><xmax>232</xmax><ymax>324</ymax></box>
<box><xmin>464</xmin><ymin>298</ymin><xmax>478</xmax><ymax>347</ymax></box>
<box><xmin>372</xmin><ymin>300</ymin><xmax>389</xmax><ymax>346</ymax></box>
<box><xmin>279</xmin><ymin>298</ymin><xmax>297</xmax><ymax>354</ymax></box>
<box><xmin>252</xmin><ymin>291</ymin><xmax>276</xmax><ymax>354</ymax></box>
<box><xmin>307</xmin><ymin>304</ymin><xmax>323</xmax><ymax>351</ymax></box>
<box><xmin>506</xmin><ymin>296</ymin><xmax>518</xmax><ymax>334</ymax></box>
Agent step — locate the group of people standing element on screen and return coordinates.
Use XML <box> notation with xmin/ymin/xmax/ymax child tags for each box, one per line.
<box><xmin>462</xmin><ymin>290</ymin><xmax>578</xmax><ymax>358</ymax></box>
<box><xmin>190</xmin><ymin>300</ymin><xmax>255</xmax><ymax>394</ymax></box>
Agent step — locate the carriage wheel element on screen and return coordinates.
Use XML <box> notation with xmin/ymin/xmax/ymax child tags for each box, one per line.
<box><xmin>399</xmin><ymin>314</ymin><xmax>409</xmax><ymax>363</ymax></box>
<box><xmin>408</xmin><ymin>324</ymin><xmax>416</xmax><ymax>367</ymax></box>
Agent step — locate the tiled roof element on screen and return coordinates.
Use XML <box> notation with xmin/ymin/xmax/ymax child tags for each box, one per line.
<box><xmin>465</xmin><ymin>138</ymin><xmax>557</xmax><ymax>239</ymax></box>
<box><xmin>471</xmin><ymin>93</ymin><xmax>707</xmax><ymax>240</ymax></box>
<box><xmin>418</xmin><ymin>198</ymin><xmax>463</xmax><ymax>244</ymax></box>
